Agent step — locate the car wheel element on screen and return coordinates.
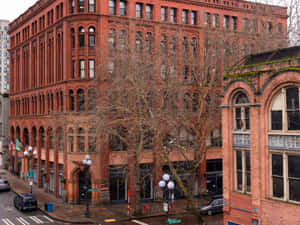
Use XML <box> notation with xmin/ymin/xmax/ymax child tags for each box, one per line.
<box><xmin>208</xmin><ymin>210</ymin><xmax>212</xmax><ymax>216</ymax></box>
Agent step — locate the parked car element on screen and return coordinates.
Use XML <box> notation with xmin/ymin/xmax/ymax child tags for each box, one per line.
<box><xmin>199</xmin><ymin>198</ymin><xmax>223</xmax><ymax>216</ymax></box>
<box><xmin>13</xmin><ymin>193</ymin><xmax>37</xmax><ymax>211</ymax></box>
<box><xmin>0</xmin><ymin>178</ymin><xmax>10</xmax><ymax>191</ymax></box>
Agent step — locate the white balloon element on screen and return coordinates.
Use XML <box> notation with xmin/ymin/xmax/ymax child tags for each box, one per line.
<box><xmin>162</xmin><ymin>173</ymin><xmax>170</xmax><ymax>181</ymax></box>
<box><xmin>159</xmin><ymin>180</ymin><xmax>166</xmax><ymax>188</ymax></box>
<box><xmin>167</xmin><ymin>181</ymin><xmax>175</xmax><ymax>190</ymax></box>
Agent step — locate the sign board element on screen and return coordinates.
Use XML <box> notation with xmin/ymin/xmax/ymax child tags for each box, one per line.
<box><xmin>168</xmin><ymin>218</ymin><xmax>181</xmax><ymax>224</ymax></box>
<box><xmin>88</xmin><ymin>188</ymin><xmax>99</xmax><ymax>192</ymax></box>
<box><xmin>163</xmin><ymin>203</ymin><xmax>168</xmax><ymax>212</ymax></box>
<box><xmin>27</xmin><ymin>170</ymin><xmax>34</xmax><ymax>178</ymax></box>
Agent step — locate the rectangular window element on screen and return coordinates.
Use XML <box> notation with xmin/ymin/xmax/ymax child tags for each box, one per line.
<box><xmin>204</xmin><ymin>12</ymin><xmax>210</xmax><ymax>26</ymax></box>
<box><xmin>109</xmin><ymin>0</ymin><xmax>116</xmax><ymax>15</ymax></box>
<box><xmin>235</xmin><ymin>150</ymin><xmax>251</xmax><ymax>193</ymax></box>
<box><xmin>170</xmin><ymin>8</ymin><xmax>177</xmax><ymax>23</ymax></box>
<box><xmin>89</xmin><ymin>34</ymin><xmax>95</xmax><ymax>47</ymax></box>
<box><xmin>161</xmin><ymin>6</ymin><xmax>167</xmax><ymax>21</ymax></box>
<box><xmin>182</xmin><ymin>9</ymin><xmax>188</xmax><ymax>24</ymax></box>
<box><xmin>286</xmin><ymin>87</ymin><xmax>300</xmax><ymax>130</ymax></box>
<box><xmin>212</xmin><ymin>14</ymin><xmax>219</xmax><ymax>28</ymax></box>
<box><xmin>191</xmin><ymin>11</ymin><xmax>197</xmax><ymax>25</ymax></box>
<box><xmin>136</xmin><ymin>3</ymin><xmax>143</xmax><ymax>18</ymax></box>
<box><xmin>278</xmin><ymin>23</ymin><xmax>282</xmax><ymax>33</ymax></box>
<box><xmin>268</xmin><ymin>22</ymin><xmax>273</xmax><ymax>33</ymax></box>
<box><xmin>271</xmin><ymin>111</ymin><xmax>282</xmax><ymax>130</ymax></box>
<box><xmin>272</xmin><ymin>154</ymin><xmax>284</xmax><ymax>198</ymax></box>
<box><xmin>89</xmin><ymin>0</ymin><xmax>95</xmax><ymax>12</ymax></box>
<box><xmin>243</xmin><ymin>18</ymin><xmax>249</xmax><ymax>31</ymax></box>
<box><xmin>120</xmin><ymin>0</ymin><xmax>126</xmax><ymax>16</ymax></box>
<box><xmin>232</xmin><ymin>16</ymin><xmax>237</xmax><ymax>30</ymax></box>
<box><xmin>78</xmin><ymin>0</ymin><xmax>84</xmax><ymax>12</ymax></box>
<box><xmin>89</xmin><ymin>59</ymin><xmax>95</xmax><ymax>78</ymax></box>
<box><xmin>288</xmin><ymin>155</ymin><xmax>300</xmax><ymax>201</ymax></box>
<box><xmin>146</xmin><ymin>4</ymin><xmax>153</xmax><ymax>20</ymax></box>
<box><xmin>79</xmin><ymin>60</ymin><xmax>85</xmax><ymax>78</ymax></box>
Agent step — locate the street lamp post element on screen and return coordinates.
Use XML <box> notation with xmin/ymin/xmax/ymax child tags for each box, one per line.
<box><xmin>24</xmin><ymin>146</ymin><xmax>37</xmax><ymax>193</ymax></box>
<box><xmin>159</xmin><ymin>173</ymin><xmax>175</xmax><ymax>225</ymax></box>
<box><xmin>82</xmin><ymin>154</ymin><xmax>92</xmax><ymax>218</ymax></box>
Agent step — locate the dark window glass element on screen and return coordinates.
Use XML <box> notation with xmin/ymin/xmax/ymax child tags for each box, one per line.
<box><xmin>273</xmin><ymin>176</ymin><xmax>284</xmax><ymax>198</ymax></box>
<box><xmin>109</xmin><ymin>0</ymin><xmax>116</xmax><ymax>15</ymax></box>
<box><xmin>77</xmin><ymin>89</ymin><xmax>85</xmax><ymax>112</ymax></box>
<box><xmin>235</xmin><ymin>108</ymin><xmax>242</xmax><ymax>129</ymax></box>
<box><xmin>271</xmin><ymin>111</ymin><xmax>282</xmax><ymax>130</ymax></box>
<box><xmin>89</xmin><ymin>34</ymin><xmax>95</xmax><ymax>47</ymax></box>
<box><xmin>288</xmin><ymin>155</ymin><xmax>300</xmax><ymax>178</ymax></box>
<box><xmin>109</xmin><ymin>127</ymin><xmax>127</xmax><ymax>151</ymax></box>
<box><xmin>289</xmin><ymin>179</ymin><xmax>300</xmax><ymax>201</ymax></box>
<box><xmin>245</xmin><ymin>107</ymin><xmax>250</xmax><ymax>129</ymax></box>
<box><xmin>236</xmin><ymin>151</ymin><xmax>242</xmax><ymax>191</ymax></box>
<box><xmin>286</xmin><ymin>87</ymin><xmax>299</xmax><ymax>110</ymax></box>
<box><xmin>272</xmin><ymin>154</ymin><xmax>283</xmax><ymax>176</ymax></box>
<box><xmin>246</xmin><ymin>151</ymin><xmax>251</xmax><ymax>192</ymax></box>
<box><xmin>272</xmin><ymin>154</ymin><xmax>283</xmax><ymax>198</ymax></box>
<box><xmin>78</xmin><ymin>0</ymin><xmax>84</xmax><ymax>13</ymax></box>
<box><xmin>287</xmin><ymin>111</ymin><xmax>300</xmax><ymax>130</ymax></box>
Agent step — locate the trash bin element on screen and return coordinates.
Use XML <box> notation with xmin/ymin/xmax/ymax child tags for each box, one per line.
<box><xmin>47</xmin><ymin>203</ymin><xmax>53</xmax><ymax>212</ymax></box>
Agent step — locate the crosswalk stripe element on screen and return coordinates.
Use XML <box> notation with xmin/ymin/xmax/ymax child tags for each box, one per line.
<box><xmin>29</xmin><ymin>216</ymin><xmax>43</xmax><ymax>224</ymax></box>
<box><xmin>2</xmin><ymin>219</ymin><xmax>14</xmax><ymax>225</ymax></box>
<box><xmin>131</xmin><ymin>220</ymin><xmax>149</xmax><ymax>225</ymax></box>
<box><xmin>33</xmin><ymin>217</ymin><xmax>43</xmax><ymax>224</ymax></box>
<box><xmin>43</xmin><ymin>216</ymin><xmax>54</xmax><ymax>223</ymax></box>
<box><xmin>17</xmin><ymin>218</ymin><xmax>29</xmax><ymax>225</ymax></box>
<box><xmin>16</xmin><ymin>218</ymin><xmax>26</xmax><ymax>225</ymax></box>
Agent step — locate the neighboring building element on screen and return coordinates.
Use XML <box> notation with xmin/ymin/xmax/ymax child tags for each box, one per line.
<box><xmin>222</xmin><ymin>46</ymin><xmax>300</xmax><ymax>225</ymax></box>
<box><xmin>8</xmin><ymin>0</ymin><xmax>287</xmax><ymax>202</ymax></box>
<box><xmin>0</xmin><ymin>20</ymin><xmax>9</xmax><ymax>168</ymax></box>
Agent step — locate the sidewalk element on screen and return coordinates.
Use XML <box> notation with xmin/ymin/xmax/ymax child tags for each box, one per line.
<box><xmin>1</xmin><ymin>169</ymin><xmax>209</xmax><ymax>224</ymax></box>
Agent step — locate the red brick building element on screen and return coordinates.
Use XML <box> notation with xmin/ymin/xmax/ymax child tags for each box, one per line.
<box><xmin>8</xmin><ymin>0</ymin><xmax>287</xmax><ymax>204</ymax></box>
<box><xmin>222</xmin><ymin>46</ymin><xmax>300</xmax><ymax>225</ymax></box>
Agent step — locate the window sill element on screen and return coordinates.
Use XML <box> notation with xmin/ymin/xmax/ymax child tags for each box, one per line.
<box><xmin>234</xmin><ymin>190</ymin><xmax>251</xmax><ymax>196</ymax></box>
<box><xmin>268</xmin><ymin>197</ymin><xmax>300</xmax><ymax>206</ymax></box>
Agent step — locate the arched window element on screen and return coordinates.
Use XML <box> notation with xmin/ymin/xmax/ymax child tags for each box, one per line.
<box><xmin>192</xmin><ymin>92</ymin><xmax>199</xmax><ymax>112</ymax></box>
<box><xmin>119</xmin><ymin>30</ymin><xmax>127</xmax><ymax>50</ymax></box>
<box><xmin>77</xmin><ymin>89</ymin><xmax>85</xmax><ymax>112</ymax></box>
<box><xmin>88</xmin><ymin>128</ymin><xmax>96</xmax><ymax>152</ymax></box>
<box><xmin>145</xmin><ymin>32</ymin><xmax>152</xmax><ymax>53</ymax></box>
<box><xmin>69</xmin><ymin>90</ymin><xmax>74</xmax><ymax>111</ymax></box>
<box><xmin>40</xmin><ymin>127</ymin><xmax>45</xmax><ymax>148</ymax></box>
<box><xmin>71</xmin><ymin>28</ymin><xmax>75</xmax><ymax>48</ymax></box>
<box><xmin>108</xmin><ymin>28</ymin><xmax>116</xmax><ymax>49</ymax></box>
<box><xmin>48</xmin><ymin>127</ymin><xmax>54</xmax><ymax>149</ymax></box>
<box><xmin>170</xmin><ymin>36</ymin><xmax>177</xmax><ymax>56</ymax></box>
<box><xmin>57</xmin><ymin>127</ymin><xmax>64</xmax><ymax>151</ymax></box>
<box><xmin>109</xmin><ymin>126</ymin><xmax>127</xmax><ymax>151</ymax></box>
<box><xmin>183</xmin><ymin>93</ymin><xmax>190</xmax><ymax>111</ymax></box>
<box><xmin>68</xmin><ymin>128</ymin><xmax>74</xmax><ymax>152</ymax></box>
<box><xmin>234</xmin><ymin>92</ymin><xmax>250</xmax><ymax>130</ymax></box>
<box><xmin>136</xmin><ymin>31</ymin><xmax>143</xmax><ymax>52</ymax></box>
<box><xmin>10</xmin><ymin>127</ymin><xmax>15</xmax><ymax>143</ymax></box>
<box><xmin>77</xmin><ymin>128</ymin><xmax>85</xmax><ymax>152</ymax></box>
<box><xmin>191</xmin><ymin>37</ymin><xmax>197</xmax><ymax>56</ymax></box>
<box><xmin>88</xmin><ymin>27</ymin><xmax>95</xmax><ymax>47</ymax></box>
<box><xmin>270</xmin><ymin>86</ymin><xmax>300</xmax><ymax>131</ymax></box>
<box><xmin>160</xmin><ymin>35</ymin><xmax>167</xmax><ymax>54</ymax></box>
<box><xmin>32</xmin><ymin>127</ymin><xmax>37</xmax><ymax>147</ymax></box>
<box><xmin>23</xmin><ymin>128</ymin><xmax>29</xmax><ymax>146</ymax></box>
<box><xmin>88</xmin><ymin>89</ymin><xmax>96</xmax><ymax>111</ymax></box>
<box><xmin>78</xmin><ymin>0</ymin><xmax>85</xmax><ymax>13</ymax></box>
<box><xmin>182</xmin><ymin>37</ymin><xmax>188</xmax><ymax>55</ymax></box>
<box><xmin>88</xmin><ymin>0</ymin><xmax>95</xmax><ymax>12</ymax></box>
<box><xmin>78</xmin><ymin>27</ymin><xmax>85</xmax><ymax>47</ymax></box>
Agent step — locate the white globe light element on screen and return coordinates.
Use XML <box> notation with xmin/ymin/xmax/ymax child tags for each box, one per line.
<box><xmin>85</xmin><ymin>154</ymin><xmax>90</xmax><ymax>160</ymax></box>
<box><xmin>82</xmin><ymin>159</ymin><xmax>87</xmax><ymax>165</ymax></box>
<box><xmin>87</xmin><ymin>160</ymin><xmax>92</xmax><ymax>166</ymax></box>
<box><xmin>24</xmin><ymin>151</ymin><xmax>28</xmax><ymax>156</ymax></box>
<box><xmin>28</xmin><ymin>146</ymin><xmax>33</xmax><ymax>151</ymax></box>
<box><xmin>162</xmin><ymin>173</ymin><xmax>170</xmax><ymax>181</ymax></box>
<box><xmin>167</xmin><ymin>181</ymin><xmax>175</xmax><ymax>190</ymax></box>
<box><xmin>159</xmin><ymin>180</ymin><xmax>166</xmax><ymax>188</ymax></box>
<box><xmin>33</xmin><ymin>150</ymin><xmax>37</xmax><ymax>155</ymax></box>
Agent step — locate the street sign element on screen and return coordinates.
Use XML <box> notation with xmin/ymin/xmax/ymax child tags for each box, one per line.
<box><xmin>27</xmin><ymin>170</ymin><xmax>34</xmax><ymax>178</ymax></box>
<box><xmin>168</xmin><ymin>218</ymin><xmax>181</xmax><ymax>224</ymax></box>
<box><xmin>88</xmin><ymin>188</ymin><xmax>99</xmax><ymax>192</ymax></box>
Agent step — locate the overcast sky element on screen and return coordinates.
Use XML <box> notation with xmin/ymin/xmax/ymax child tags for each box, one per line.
<box><xmin>0</xmin><ymin>0</ymin><xmax>291</xmax><ymax>23</ymax></box>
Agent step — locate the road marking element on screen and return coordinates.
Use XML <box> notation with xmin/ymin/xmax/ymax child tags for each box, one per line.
<box><xmin>104</xmin><ymin>219</ymin><xmax>116</xmax><ymax>222</ymax></box>
<box><xmin>17</xmin><ymin>217</ymin><xmax>29</xmax><ymax>225</ymax></box>
<box><xmin>29</xmin><ymin>216</ymin><xmax>43</xmax><ymax>224</ymax></box>
<box><xmin>43</xmin><ymin>216</ymin><xmax>54</xmax><ymax>222</ymax></box>
<box><xmin>16</xmin><ymin>218</ymin><xmax>27</xmax><ymax>225</ymax></box>
<box><xmin>131</xmin><ymin>220</ymin><xmax>149</xmax><ymax>225</ymax></box>
<box><xmin>2</xmin><ymin>218</ymin><xmax>14</xmax><ymax>225</ymax></box>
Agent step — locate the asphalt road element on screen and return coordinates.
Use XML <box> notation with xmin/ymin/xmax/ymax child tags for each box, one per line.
<box><xmin>0</xmin><ymin>190</ymin><xmax>61</xmax><ymax>225</ymax></box>
<box><xmin>103</xmin><ymin>213</ymin><xmax>223</xmax><ymax>225</ymax></box>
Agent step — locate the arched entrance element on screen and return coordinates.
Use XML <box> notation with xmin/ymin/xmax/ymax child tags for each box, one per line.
<box><xmin>78</xmin><ymin>170</ymin><xmax>91</xmax><ymax>203</ymax></box>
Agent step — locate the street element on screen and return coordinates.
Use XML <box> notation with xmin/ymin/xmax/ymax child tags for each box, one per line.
<box><xmin>0</xmin><ymin>190</ymin><xmax>61</xmax><ymax>225</ymax></box>
<box><xmin>102</xmin><ymin>213</ymin><xmax>223</xmax><ymax>225</ymax></box>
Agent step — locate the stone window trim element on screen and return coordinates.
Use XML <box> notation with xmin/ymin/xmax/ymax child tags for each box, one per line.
<box><xmin>233</xmin><ymin>92</ymin><xmax>250</xmax><ymax>131</ymax></box>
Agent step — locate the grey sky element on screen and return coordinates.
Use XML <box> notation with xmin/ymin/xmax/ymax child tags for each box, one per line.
<box><xmin>0</xmin><ymin>0</ymin><xmax>291</xmax><ymax>23</ymax></box>
<box><xmin>1</xmin><ymin>0</ymin><xmax>37</xmax><ymax>22</ymax></box>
